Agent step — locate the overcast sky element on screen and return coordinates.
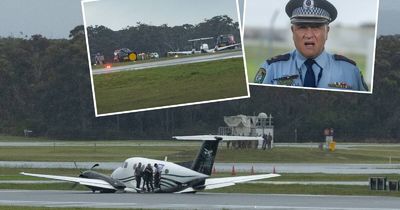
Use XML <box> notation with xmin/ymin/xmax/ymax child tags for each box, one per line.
<box><xmin>2</xmin><ymin>0</ymin><xmax>398</xmax><ymax>39</ymax></box>
<box><xmin>245</xmin><ymin>0</ymin><xmax>379</xmax><ymax>28</ymax></box>
<box><xmin>0</xmin><ymin>0</ymin><xmax>83</xmax><ymax>38</ymax></box>
<box><xmin>0</xmin><ymin>0</ymin><xmax>241</xmax><ymax>39</ymax></box>
<box><xmin>82</xmin><ymin>0</ymin><xmax>239</xmax><ymax>31</ymax></box>
<box><xmin>377</xmin><ymin>0</ymin><xmax>400</xmax><ymax>35</ymax></box>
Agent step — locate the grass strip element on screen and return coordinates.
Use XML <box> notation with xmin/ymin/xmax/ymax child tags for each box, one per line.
<box><xmin>1</xmin><ymin>146</ymin><xmax>400</xmax><ymax>163</ymax></box>
<box><xmin>94</xmin><ymin>57</ymin><xmax>247</xmax><ymax>114</ymax></box>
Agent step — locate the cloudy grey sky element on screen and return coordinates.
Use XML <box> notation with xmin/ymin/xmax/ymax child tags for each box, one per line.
<box><xmin>377</xmin><ymin>0</ymin><xmax>400</xmax><ymax>35</ymax></box>
<box><xmin>0</xmin><ymin>0</ymin><xmax>242</xmax><ymax>39</ymax></box>
<box><xmin>3</xmin><ymin>0</ymin><xmax>397</xmax><ymax>39</ymax></box>
<box><xmin>0</xmin><ymin>0</ymin><xmax>83</xmax><ymax>38</ymax></box>
<box><xmin>82</xmin><ymin>0</ymin><xmax>239</xmax><ymax>31</ymax></box>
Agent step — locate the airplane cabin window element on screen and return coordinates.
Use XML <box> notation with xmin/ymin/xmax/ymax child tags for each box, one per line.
<box><xmin>123</xmin><ymin>162</ymin><xmax>128</xmax><ymax>168</ymax></box>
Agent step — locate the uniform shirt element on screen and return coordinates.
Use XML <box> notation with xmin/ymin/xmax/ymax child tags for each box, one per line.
<box><xmin>255</xmin><ymin>50</ymin><xmax>368</xmax><ymax>91</ymax></box>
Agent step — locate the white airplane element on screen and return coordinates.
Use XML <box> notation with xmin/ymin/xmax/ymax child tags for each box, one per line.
<box><xmin>168</xmin><ymin>35</ymin><xmax>241</xmax><ymax>56</ymax></box>
<box><xmin>167</xmin><ymin>38</ymin><xmax>214</xmax><ymax>56</ymax></box>
<box><xmin>21</xmin><ymin>135</ymin><xmax>280</xmax><ymax>193</ymax></box>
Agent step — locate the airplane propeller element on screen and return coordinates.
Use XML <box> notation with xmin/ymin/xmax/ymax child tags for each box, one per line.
<box><xmin>71</xmin><ymin>161</ymin><xmax>83</xmax><ymax>189</ymax></box>
<box><xmin>74</xmin><ymin>161</ymin><xmax>83</xmax><ymax>174</ymax></box>
<box><xmin>71</xmin><ymin>162</ymin><xmax>100</xmax><ymax>189</ymax></box>
<box><xmin>91</xmin><ymin>163</ymin><xmax>99</xmax><ymax>170</ymax></box>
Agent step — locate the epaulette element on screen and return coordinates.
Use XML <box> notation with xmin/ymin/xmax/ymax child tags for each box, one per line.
<box><xmin>267</xmin><ymin>53</ymin><xmax>291</xmax><ymax>65</ymax></box>
<box><xmin>334</xmin><ymin>54</ymin><xmax>357</xmax><ymax>66</ymax></box>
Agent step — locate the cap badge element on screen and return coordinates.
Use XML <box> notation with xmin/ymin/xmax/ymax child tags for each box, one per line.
<box><xmin>303</xmin><ymin>0</ymin><xmax>314</xmax><ymax>9</ymax></box>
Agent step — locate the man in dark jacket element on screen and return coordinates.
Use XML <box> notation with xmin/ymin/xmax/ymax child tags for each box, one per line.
<box><xmin>154</xmin><ymin>163</ymin><xmax>161</xmax><ymax>189</ymax></box>
<box><xmin>144</xmin><ymin>163</ymin><xmax>154</xmax><ymax>192</ymax></box>
<box><xmin>134</xmin><ymin>162</ymin><xmax>143</xmax><ymax>189</ymax></box>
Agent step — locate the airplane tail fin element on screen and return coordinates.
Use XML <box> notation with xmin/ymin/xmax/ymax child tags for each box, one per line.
<box><xmin>173</xmin><ymin>135</ymin><xmax>262</xmax><ymax>176</ymax></box>
<box><xmin>191</xmin><ymin>138</ymin><xmax>221</xmax><ymax>176</ymax></box>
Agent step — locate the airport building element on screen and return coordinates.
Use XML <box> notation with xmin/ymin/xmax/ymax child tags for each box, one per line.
<box><xmin>218</xmin><ymin>113</ymin><xmax>274</xmax><ymax>149</ymax></box>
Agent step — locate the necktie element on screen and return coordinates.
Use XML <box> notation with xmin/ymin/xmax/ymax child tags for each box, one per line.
<box><xmin>304</xmin><ymin>59</ymin><xmax>316</xmax><ymax>87</ymax></box>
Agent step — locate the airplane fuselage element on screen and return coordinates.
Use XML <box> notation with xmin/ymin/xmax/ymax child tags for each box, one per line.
<box><xmin>111</xmin><ymin>157</ymin><xmax>208</xmax><ymax>193</ymax></box>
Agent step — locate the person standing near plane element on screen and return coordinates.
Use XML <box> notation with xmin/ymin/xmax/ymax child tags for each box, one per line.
<box><xmin>144</xmin><ymin>163</ymin><xmax>154</xmax><ymax>192</ymax></box>
<box><xmin>154</xmin><ymin>163</ymin><xmax>161</xmax><ymax>190</ymax></box>
<box><xmin>254</xmin><ymin>0</ymin><xmax>368</xmax><ymax>91</ymax></box>
<box><xmin>267</xmin><ymin>133</ymin><xmax>273</xmax><ymax>150</ymax></box>
<box><xmin>262</xmin><ymin>134</ymin><xmax>267</xmax><ymax>150</ymax></box>
<box><xmin>134</xmin><ymin>162</ymin><xmax>143</xmax><ymax>189</ymax></box>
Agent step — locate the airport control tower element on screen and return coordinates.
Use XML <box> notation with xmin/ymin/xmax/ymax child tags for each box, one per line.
<box><xmin>218</xmin><ymin>113</ymin><xmax>274</xmax><ymax>149</ymax></box>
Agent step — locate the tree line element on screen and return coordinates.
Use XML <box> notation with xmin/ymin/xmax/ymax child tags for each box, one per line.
<box><xmin>0</xmin><ymin>26</ymin><xmax>399</xmax><ymax>142</ymax></box>
<box><xmin>87</xmin><ymin>15</ymin><xmax>241</xmax><ymax>62</ymax></box>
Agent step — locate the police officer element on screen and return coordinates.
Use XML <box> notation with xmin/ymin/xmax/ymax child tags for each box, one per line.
<box><xmin>254</xmin><ymin>0</ymin><xmax>369</xmax><ymax>91</ymax></box>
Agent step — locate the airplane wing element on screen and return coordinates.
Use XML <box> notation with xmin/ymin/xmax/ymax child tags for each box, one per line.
<box><xmin>167</xmin><ymin>51</ymin><xmax>193</xmax><ymax>55</ymax></box>
<box><xmin>173</xmin><ymin>135</ymin><xmax>262</xmax><ymax>141</ymax></box>
<box><xmin>20</xmin><ymin>172</ymin><xmax>116</xmax><ymax>190</ymax></box>
<box><xmin>215</xmin><ymin>43</ymin><xmax>241</xmax><ymax>51</ymax></box>
<box><xmin>204</xmin><ymin>173</ymin><xmax>280</xmax><ymax>189</ymax></box>
<box><xmin>167</xmin><ymin>50</ymin><xmax>201</xmax><ymax>56</ymax></box>
<box><xmin>188</xmin><ymin>37</ymin><xmax>214</xmax><ymax>42</ymax></box>
<box><xmin>177</xmin><ymin>173</ymin><xmax>280</xmax><ymax>193</ymax></box>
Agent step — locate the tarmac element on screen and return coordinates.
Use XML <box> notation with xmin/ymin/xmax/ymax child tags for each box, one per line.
<box><xmin>92</xmin><ymin>51</ymin><xmax>243</xmax><ymax>75</ymax></box>
<box><xmin>3</xmin><ymin>161</ymin><xmax>400</xmax><ymax>174</ymax></box>
<box><xmin>0</xmin><ymin>190</ymin><xmax>399</xmax><ymax>210</ymax></box>
<box><xmin>0</xmin><ymin>180</ymin><xmax>369</xmax><ymax>186</ymax></box>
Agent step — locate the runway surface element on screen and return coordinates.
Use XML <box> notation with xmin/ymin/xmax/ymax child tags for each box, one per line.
<box><xmin>215</xmin><ymin>163</ymin><xmax>400</xmax><ymax>174</ymax></box>
<box><xmin>92</xmin><ymin>51</ymin><xmax>243</xmax><ymax>75</ymax></box>
<box><xmin>0</xmin><ymin>180</ymin><xmax>368</xmax><ymax>186</ymax></box>
<box><xmin>3</xmin><ymin>161</ymin><xmax>400</xmax><ymax>174</ymax></box>
<box><xmin>0</xmin><ymin>190</ymin><xmax>399</xmax><ymax>210</ymax></box>
<box><xmin>251</xmin><ymin>181</ymin><xmax>368</xmax><ymax>186</ymax></box>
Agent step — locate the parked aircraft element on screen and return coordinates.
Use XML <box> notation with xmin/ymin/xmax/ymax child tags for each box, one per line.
<box><xmin>21</xmin><ymin>135</ymin><xmax>279</xmax><ymax>193</ymax></box>
<box><xmin>168</xmin><ymin>35</ymin><xmax>241</xmax><ymax>56</ymax></box>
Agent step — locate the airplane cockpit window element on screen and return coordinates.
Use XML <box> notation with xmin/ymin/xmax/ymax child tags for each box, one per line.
<box><xmin>123</xmin><ymin>162</ymin><xmax>128</xmax><ymax>168</ymax></box>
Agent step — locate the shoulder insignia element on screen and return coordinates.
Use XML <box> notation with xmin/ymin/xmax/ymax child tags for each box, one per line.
<box><xmin>334</xmin><ymin>54</ymin><xmax>357</xmax><ymax>66</ymax></box>
<box><xmin>254</xmin><ymin>68</ymin><xmax>267</xmax><ymax>84</ymax></box>
<box><xmin>267</xmin><ymin>53</ymin><xmax>290</xmax><ymax>65</ymax></box>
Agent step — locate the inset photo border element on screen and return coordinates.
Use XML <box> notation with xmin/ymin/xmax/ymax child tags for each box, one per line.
<box><xmin>81</xmin><ymin>0</ymin><xmax>249</xmax><ymax>117</ymax></box>
<box><xmin>244</xmin><ymin>0</ymin><xmax>379</xmax><ymax>94</ymax></box>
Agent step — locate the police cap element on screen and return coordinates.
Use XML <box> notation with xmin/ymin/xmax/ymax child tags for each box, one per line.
<box><xmin>286</xmin><ymin>0</ymin><xmax>337</xmax><ymax>24</ymax></box>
